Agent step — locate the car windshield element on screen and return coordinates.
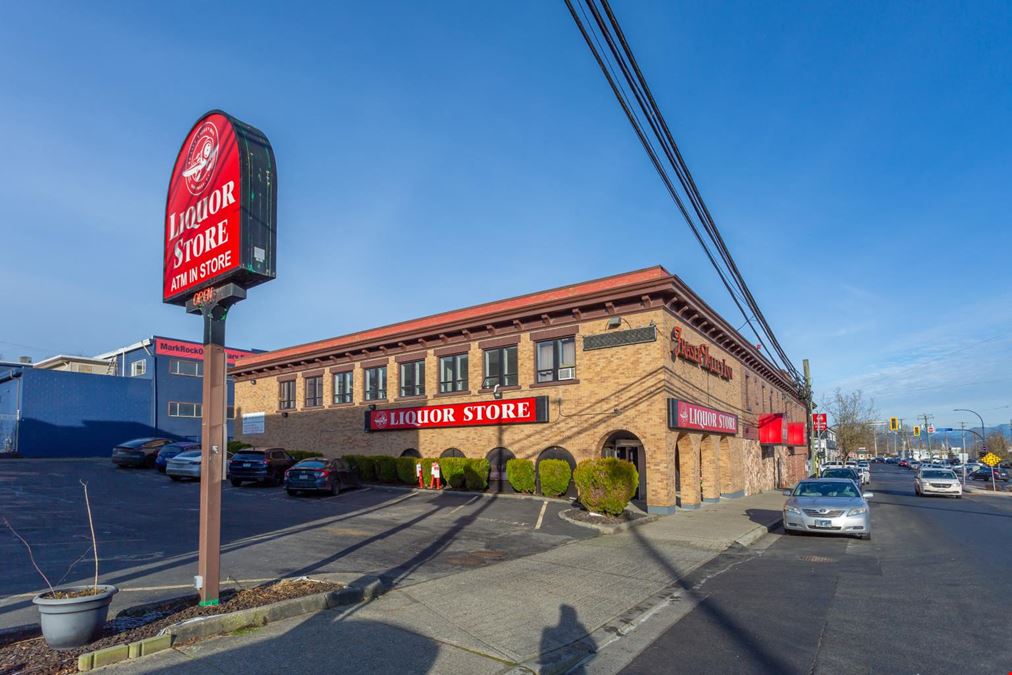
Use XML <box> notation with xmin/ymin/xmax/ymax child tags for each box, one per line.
<box><xmin>822</xmin><ymin>469</ymin><xmax>856</xmax><ymax>478</ymax></box>
<box><xmin>922</xmin><ymin>470</ymin><xmax>955</xmax><ymax>479</ymax></box>
<box><xmin>233</xmin><ymin>451</ymin><xmax>265</xmax><ymax>460</ymax></box>
<box><xmin>295</xmin><ymin>460</ymin><xmax>326</xmax><ymax>469</ymax></box>
<box><xmin>119</xmin><ymin>438</ymin><xmax>156</xmax><ymax>448</ymax></box>
<box><xmin>175</xmin><ymin>450</ymin><xmax>202</xmax><ymax>459</ymax></box>
<box><xmin>794</xmin><ymin>482</ymin><xmax>861</xmax><ymax>498</ymax></box>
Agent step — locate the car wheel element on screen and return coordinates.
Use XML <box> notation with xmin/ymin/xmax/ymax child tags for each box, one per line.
<box><xmin>286</xmin><ymin>488</ymin><xmax>298</xmax><ymax>497</ymax></box>
<box><xmin>859</xmin><ymin>533</ymin><xmax>871</xmax><ymax>540</ymax></box>
<box><xmin>230</xmin><ymin>479</ymin><xmax>242</xmax><ymax>488</ymax></box>
<box><xmin>170</xmin><ymin>476</ymin><xmax>181</xmax><ymax>481</ymax></box>
<box><xmin>330</xmin><ymin>479</ymin><xmax>339</xmax><ymax>496</ymax></box>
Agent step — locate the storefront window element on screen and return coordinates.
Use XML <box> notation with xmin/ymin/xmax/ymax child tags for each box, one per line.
<box><xmin>439</xmin><ymin>354</ymin><xmax>468</xmax><ymax>393</ymax></box>
<box><xmin>333</xmin><ymin>371</ymin><xmax>353</xmax><ymax>404</ymax></box>
<box><xmin>536</xmin><ymin>337</ymin><xmax>576</xmax><ymax>383</ymax></box>
<box><xmin>365</xmin><ymin>366</ymin><xmax>387</xmax><ymax>401</ymax></box>
<box><xmin>279</xmin><ymin>380</ymin><xmax>295</xmax><ymax>410</ymax></box>
<box><xmin>305</xmin><ymin>375</ymin><xmax>323</xmax><ymax>407</ymax></box>
<box><xmin>399</xmin><ymin>360</ymin><xmax>425</xmax><ymax>397</ymax></box>
<box><xmin>483</xmin><ymin>346</ymin><xmax>517</xmax><ymax>388</ymax></box>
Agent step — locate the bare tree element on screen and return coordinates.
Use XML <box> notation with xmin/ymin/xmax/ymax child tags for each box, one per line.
<box><xmin>824</xmin><ymin>389</ymin><xmax>877</xmax><ymax>459</ymax></box>
<box><xmin>985</xmin><ymin>432</ymin><xmax>1008</xmax><ymax>458</ymax></box>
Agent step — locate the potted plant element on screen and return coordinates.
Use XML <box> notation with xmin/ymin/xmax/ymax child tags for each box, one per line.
<box><xmin>6</xmin><ymin>480</ymin><xmax>118</xmax><ymax>649</ymax></box>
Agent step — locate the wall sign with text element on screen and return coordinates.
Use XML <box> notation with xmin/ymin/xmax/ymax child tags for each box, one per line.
<box><xmin>366</xmin><ymin>396</ymin><xmax>549</xmax><ymax>432</ymax></box>
<box><xmin>671</xmin><ymin>327</ymin><xmax>733</xmax><ymax>380</ymax></box>
<box><xmin>667</xmin><ymin>399</ymin><xmax>739</xmax><ymax>434</ymax></box>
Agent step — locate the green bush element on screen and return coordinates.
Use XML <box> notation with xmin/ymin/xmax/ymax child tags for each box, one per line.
<box><xmin>374</xmin><ymin>455</ymin><xmax>398</xmax><ymax>482</ymax></box>
<box><xmin>538</xmin><ymin>459</ymin><xmax>572</xmax><ymax>497</ymax></box>
<box><xmin>397</xmin><ymin>457</ymin><xmax>421</xmax><ymax>484</ymax></box>
<box><xmin>228</xmin><ymin>440</ymin><xmax>252</xmax><ymax>453</ymax></box>
<box><xmin>345</xmin><ymin>455</ymin><xmax>377</xmax><ymax>482</ymax></box>
<box><xmin>464</xmin><ymin>458</ymin><xmax>490</xmax><ymax>491</ymax></box>
<box><xmin>573</xmin><ymin>457</ymin><xmax>639</xmax><ymax>516</ymax></box>
<box><xmin>436</xmin><ymin>457</ymin><xmax>467</xmax><ymax>488</ymax></box>
<box><xmin>506</xmin><ymin>458</ymin><xmax>536</xmax><ymax>494</ymax></box>
<box><xmin>287</xmin><ymin>450</ymin><xmax>324</xmax><ymax>461</ymax></box>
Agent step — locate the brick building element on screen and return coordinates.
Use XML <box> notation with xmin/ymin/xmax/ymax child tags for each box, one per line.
<box><xmin>231</xmin><ymin>266</ymin><xmax>808</xmax><ymax>514</ymax></box>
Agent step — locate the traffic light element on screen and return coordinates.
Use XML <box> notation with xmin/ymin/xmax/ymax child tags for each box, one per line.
<box><xmin>889</xmin><ymin>417</ymin><xmax>899</xmax><ymax>431</ymax></box>
<box><xmin>913</xmin><ymin>425</ymin><xmax>921</xmax><ymax>436</ymax></box>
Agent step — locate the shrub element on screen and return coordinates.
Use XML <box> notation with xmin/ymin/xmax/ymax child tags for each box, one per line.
<box><xmin>288</xmin><ymin>450</ymin><xmax>324</xmax><ymax>461</ymax></box>
<box><xmin>573</xmin><ymin>457</ymin><xmax>639</xmax><ymax>516</ymax></box>
<box><xmin>228</xmin><ymin>440</ymin><xmax>252</xmax><ymax>453</ymax></box>
<box><xmin>374</xmin><ymin>455</ymin><xmax>398</xmax><ymax>482</ymax></box>
<box><xmin>436</xmin><ymin>457</ymin><xmax>467</xmax><ymax>489</ymax></box>
<box><xmin>345</xmin><ymin>455</ymin><xmax>377</xmax><ymax>482</ymax></box>
<box><xmin>464</xmin><ymin>458</ymin><xmax>490</xmax><ymax>491</ymax></box>
<box><xmin>538</xmin><ymin>459</ymin><xmax>572</xmax><ymax>498</ymax></box>
<box><xmin>397</xmin><ymin>457</ymin><xmax>420</xmax><ymax>484</ymax></box>
<box><xmin>506</xmin><ymin>458</ymin><xmax>536</xmax><ymax>494</ymax></box>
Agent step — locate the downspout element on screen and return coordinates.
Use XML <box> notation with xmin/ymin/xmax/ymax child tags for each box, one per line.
<box><xmin>142</xmin><ymin>341</ymin><xmax>157</xmax><ymax>433</ymax></box>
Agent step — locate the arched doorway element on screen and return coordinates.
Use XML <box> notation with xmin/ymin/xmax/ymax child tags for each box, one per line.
<box><xmin>441</xmin><ymin>448</ymin><xmax>465</xmax><ymax>458</ymax></box>
<box><xmin>536</xmin><ymin>446</ymin><xmax>577</xmax><ymax>498</ymax></box>
<box><xmin>486</xmin><ymin>447</ymin><xmax>515</xmax><ymax>493</ymax></box>
<box><xmin>601</xmin><ymin>430</ymin><xmax>645</xmax><ymax>503</ymax></box>
<box><xmin>400</xmin><ymin>448</ymin><xmax>421</xmax><ymax>458</ymax></box>
<box><xmin>676</xmin><ymin>433</ymin><xmax>700</xmax><ymax>508</ymax></box>
<box><xmin>700</xmin><ymin>436</ymin><xmax>720</xmax><ymax>502</ymax></box>
<box><xmin>718</xmin><ymin>437</ymin><xmax>736</xmax><ymax>495</ymax></box>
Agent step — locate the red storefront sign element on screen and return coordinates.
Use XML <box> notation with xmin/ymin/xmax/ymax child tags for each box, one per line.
<box><xmin>164</xmin><ymin>110</ymin><xmax>277</xmax><ymax>306</ymax></box>
<box><xmin>787</xmin><ymin>422</ymin><xmax>807</xmax><ymax>446</ymax></box>
<box><xmin>759</xmin><ymin>413</ymin><xmax>785</xmax><ymax>444</ymax></box>
<box><xmin>671</xmin><ymin>327</ymin><xmax>733</xmax><ymax>380</ymax></box>
<box><xmin>153</xmin><ymin>337</ymin><xmax>256</xmax><ymax>366</ymax></box>
<box><xmin>812</xmin><ymin>413</ymin><xmax>827</xmax><ymax>432</ymax></box>
<box><xmin>366</xmin><ymin>396</ymin><xmax>549</xmax><ymax>432</ymax></box>
<box><xmin>667</xmin><ymin>399</ymin><xmax>738</xmax><ymax>434</ymax></box>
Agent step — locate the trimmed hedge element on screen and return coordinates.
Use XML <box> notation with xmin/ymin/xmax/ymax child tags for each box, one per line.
<box><xmin>464</xmin><ymin>458</ymin><xmax>490</xmax><ymax>491</ymax></box>
<box><xmin>573</xmin><ymin>457</ymin><xmax>639</xmax><ymax>516</ymax></box>
<box><xmin>539</xmin><ymin>459</ymin><xmax>572</xmax><ymax>498</ymax></box>
<box><xmin>396</xmin><ymin>457</ymin><xmax>419</xmax><ymax>484</ymax></box>
<box><xmin>506</xmin><ymin>458</ymin><xmax>536</xmax><ymax>494</ymax></box>
<box><xmin>374</xmin><ymin>455</ymin><xmax>398</xmax><ymax>482</ymax></box>
<box><xmin>342</xmin><ymin>455</ymin><xmax>489</xmax><ymax>491</ymax></box>
<box><xmin>287</xmin><ymin>450</ymin><xmax>324</xmax><ymax>462</ymax></box>
<box><xmin>345</xmin><ymin>455</ymin><xmax>377</xmax><ymax>482</ymax></box>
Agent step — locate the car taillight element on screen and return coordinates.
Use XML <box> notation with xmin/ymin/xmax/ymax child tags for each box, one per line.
<box><xmin>318</xmin><ymin>470</ymin><xmax>330</xmax><ymax>477</ymax></box>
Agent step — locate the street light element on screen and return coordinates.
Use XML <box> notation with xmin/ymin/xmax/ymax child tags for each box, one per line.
<box><xmin>954</xmin><ymin>408</ymin><xmax>987</xmax><ymax>455</ymax></box>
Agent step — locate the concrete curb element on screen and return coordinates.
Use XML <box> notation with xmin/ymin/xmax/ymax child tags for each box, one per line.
<box><xmin>557</xmin><ymin>508</ymin><xmax>658</xmax><ymax>534</ymax></box>
<box><xmin>733</xmin><ymin>517</ymin><xmax>783</xmax><ymax>547</ymax></box>
<box><xmin>366</xmin><ymin>482</ymin><xmax>573</xmax><ymax>505</ymax></box>
<box><xmin>964</xmin><ymin>484</ymin><xmax>1012</xmax><ymax>497</ymax></box>
<box><xmin>75</xmin><ymin>576</ymin><xmax>386</xmax><ymax>671</ymax></box>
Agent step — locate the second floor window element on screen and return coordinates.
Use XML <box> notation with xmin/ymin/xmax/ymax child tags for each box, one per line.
<box><xmin>130</xmin><ymin>360</ymin><xmax>146</xmax><ymax>377</ymax></box>
<box><xmin>365</xmin><ymin>366</ymin><xmax>387</xmax><ymax>401</ymax></box>
<box><xmin>536</xmin><ymin>337</ymin><xmax>576</xmax><ymax>383</ymax></box>
<box><xmin>169</xmin><ymin>359</ymin><xmax>202</xmax><ymax>377</ymax></box>
<box><xmin>168</xmin><ymin>401</ymin><xmax>201</xmax><ymax>418</ymax></box>
<box><xmin>333</xmin><ymin>371</ymin><xmax>353</xmax><ymax>404</ymax></box>
<box><xmin>483</xmin><ymin>346</ymin><xmax>517</xmax><ymax>388</ymax></box>
<box><xmin>279</xmin><ymin>380</ymin><xmax>296</xmax><ymax>410</ymax></box>
<box><xmin>305</xmin><ymin>375</ymin><xmax>323</xmax><ymax>407</ymax></box>
<box><xmin>399</xmin><ymin>360</ymin><xmax>425</xmax><ymax>397</ymax></box>
<box><xmin>439</xmin><ymin>354</ymin><xmax>468</xmax><ymax>393</ymax></box>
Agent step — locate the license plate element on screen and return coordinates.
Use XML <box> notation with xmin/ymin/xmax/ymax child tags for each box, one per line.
<box><xmin>243</xmin><ymin>462</ymin><xmax>251</xmax><ymax>467</ymax></box>
<box><xmin>815</xmin><ymin>519</ymin><xmax>832</xmax><ymax>527</ymax></box>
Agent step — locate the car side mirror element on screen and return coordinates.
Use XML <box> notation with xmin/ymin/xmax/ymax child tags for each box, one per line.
<box><xmin>863</xmin><ymin>492</ymin><xmax>874</xmax><ymax>499</ymax></box>
<box><xmin>782</xmin><ymin>489</ymin><xmax>793</xmax><ymax>497</ymax></box>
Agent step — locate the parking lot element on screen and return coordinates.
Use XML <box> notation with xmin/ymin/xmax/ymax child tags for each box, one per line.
<box><xmin>0</xmin><ymin>459</ymin><xmax>592</xmax><ymax>628</ymax></box>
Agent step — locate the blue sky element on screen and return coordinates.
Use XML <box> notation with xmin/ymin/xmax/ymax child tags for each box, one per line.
<box><xmin>1</xmin><ymin>1</ymin><xmax>1009</xmax><ymax>429</ymax></box>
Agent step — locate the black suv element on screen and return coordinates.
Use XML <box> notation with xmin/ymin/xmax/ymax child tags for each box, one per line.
<box><xmin>228</xmin><ymin>448</ymin><xmax>295</xmax><ymax>487</ymax></box>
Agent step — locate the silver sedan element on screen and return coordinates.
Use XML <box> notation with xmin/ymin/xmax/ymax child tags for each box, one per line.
<box><xmin>914</xmin><ymin>468</ymin><xmax>962</xmax><ymax>498</ymax></box>
<box><xmin>783</xmin><ymin>478</ymin><xmax>873</xmax><ymax>540</ymax></box>
<box><xmin>166</xmin><ymin>450</ymin><xmax>231</xmax><ymax>481</ymax></box>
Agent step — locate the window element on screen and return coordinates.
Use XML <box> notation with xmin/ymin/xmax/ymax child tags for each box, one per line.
<box><xmin>130</xmin><ymin>360</ymin><xmax>146</xmax><ymax>377</ymax></box>
<box><xmin>279</xmin><ymin>380</ymin><xmax>296</xmax><ymax>410</ymax></box>
<box><xmin>483</xmin><ymin>346</ymin><xmax>517</xmax><ymax>388</ymax></box>
<box><xmin>399</xmin><ymin>360</ymin><xmax>425</xmax><ymax>397</ymax></box>
<box><xmin>365</xmin><ymin>366</ymin><xmax>387</xmax><ymax>401</ymax></box>
<box><xmin>536</xmin><ymin>337</ymin><xmax>576</xmax><ymax>383</ymax></box>
<box><xmin>439</xmin><ymin>354</ymin><xmax>468</xmax><ymax>393</ymax></box>
<box><xmin>227</xmin><ymin>406</ymin><xmax>235</xmax><ymax>420</ymax></box>
<box><xmin>169</xmin><ymin>359</ymin><xmax>202</xmax><ymax>377</ymax></box>
<box><xmin>305</xmin><ymin>375</ymin><xmax>323</xmax><ymax>407</ymax></box>
<box><xmin>745</xmin><ymin>373</ymin><xmax>751</xmax><ymax>411</ymax></box>
<box><xmin>168</xmin><ymin>401</ymin><xmax>202</xmax><ymax>418</ymax></box>
<box><xmin>333</xmin><ymin>371</ymin><xmax>353</xmax><ymax>404</ymax></box>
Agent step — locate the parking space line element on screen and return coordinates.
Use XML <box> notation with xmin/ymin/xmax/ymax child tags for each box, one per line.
<box><xmin>535</xmin><ymin>500</ymin><xmax>548</xmax><ymax>529</ymax></box>
<box><xmin>449</xmin><ymin>495</ymin><xmax>480</xmax><ymax>515</ymax></box>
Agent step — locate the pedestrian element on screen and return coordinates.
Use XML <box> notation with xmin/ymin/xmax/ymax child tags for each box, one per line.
<box><xmin>430</xmin><ymin>461</ymin><xmax>442</xmax><ymax>490</ymax></box>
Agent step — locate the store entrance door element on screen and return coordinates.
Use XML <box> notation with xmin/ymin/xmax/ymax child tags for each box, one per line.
<box><xmin>614</xmin><ymin>443</ymin><xmax>642</xmax><ymax>501</ymax></box>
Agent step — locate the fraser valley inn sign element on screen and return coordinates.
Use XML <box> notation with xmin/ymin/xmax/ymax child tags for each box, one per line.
<box><xmin>671</xmin><ymin>326</ymin><xmax>733</xmax><ymax>380</ymax></box>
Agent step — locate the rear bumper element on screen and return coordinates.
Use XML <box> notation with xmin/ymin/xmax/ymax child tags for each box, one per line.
<box><xmin>230</xmin><ymin>470</ymin><xmax>270</xmax><ymax>481</ymax></box>
<box><xmin>112</xmin><ymin>455</ymin><xmax>146</xmax><ymax>467</ymax></box>
<box><xmin>167</xmin><ymin>464</ymin><xmax>201</xmax><ymax>478</ymax></box>
<box><xmin>287</xmin><ymin>478</ymin><xmax>330</xmax><ymax>491</ymax></box>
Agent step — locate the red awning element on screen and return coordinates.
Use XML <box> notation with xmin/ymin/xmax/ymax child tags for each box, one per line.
<box><xmin>787</xmin><ymin>422</ymin><xmax>807</xmax><ymax>446</ymax></box>
<box><xmin>758</xmin><ymin>413</ymin><xmax>784</xmax><ymax>444</ymax></box>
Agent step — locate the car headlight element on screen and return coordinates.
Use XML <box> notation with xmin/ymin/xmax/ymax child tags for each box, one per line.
<box><xmin>785</xmin><ymin>505</ymin><xmax>802</xmax><ymax>515</ymax></box>
<box><xmin>847</xmin><ymin>507</ymin><xmax>867</xmax><ymax>516</ymax></box>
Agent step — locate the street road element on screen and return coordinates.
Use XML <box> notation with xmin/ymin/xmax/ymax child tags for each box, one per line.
<box><xmin>618</xmin><ymin>464</ymin><xmax>1012</xmax><ymax>674</ymax></box>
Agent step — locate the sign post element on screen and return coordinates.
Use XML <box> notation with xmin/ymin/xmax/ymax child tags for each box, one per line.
<box><xmin>164</xmin><ymin>111</ymin><xmax>276</xmax><ymax>606</ymax></box>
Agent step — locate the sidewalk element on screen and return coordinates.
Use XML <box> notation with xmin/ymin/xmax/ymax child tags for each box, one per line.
<box><xmin>107</xmin><ymin>491</ymin><xmax>786</xmax><ymax>674</ymax></box>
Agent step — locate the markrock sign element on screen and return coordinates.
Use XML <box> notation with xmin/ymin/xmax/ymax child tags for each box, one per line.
<box><xmin>671</xmin><ymin>327</ymin><xmax>733</xmax><ymax>380</ymax></box>
<box><xmin>163</xmin><ymin>110</ymin><xmax>277</xmax><ymax>306</ymax></box>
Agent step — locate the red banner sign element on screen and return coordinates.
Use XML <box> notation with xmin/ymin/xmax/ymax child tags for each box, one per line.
<box><xmin>787</xmin><ymin>422</ymin><xmax>807</xmax><ymax>446</ymax></box>
<box><xmin>366</xmin><ymin>396</ymin><xmax>549</xmax><ymax>432</ymax></box>
<box><xmin>154</xmin><ymin>337</ymin><xmax>256</xmax><ymax>366</ymax></box>
<box><xmin>812</xmin><ymin>413</ymin><xmax>827</xmax><ymax>432</ymax></box>
<box><xmin>671</xmin><ymin>327</ymin><xmax>733</xmax><ymax>380</ymax></box>
<box><xmin>667</xmin><ymin>399</ymin><xmax>738</xmax><ymax>434</ymax></box>
<box><xmin>759</xmin><ymin>413</ymin><xmax>784</xmax><ymax>444</ymax></box>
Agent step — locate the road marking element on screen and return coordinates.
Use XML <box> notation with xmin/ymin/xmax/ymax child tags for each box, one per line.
<box><xmin>535</xmin><ymin>500</ymin><xmax>548</xmax><ymax>529</ymax></box>
<box><xmin>449</xmin><ymin>495</ymin><xmax>480</xmax><ymax>515</ymax></box>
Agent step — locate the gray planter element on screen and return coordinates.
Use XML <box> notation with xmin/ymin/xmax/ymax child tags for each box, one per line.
<box><xmin>32</xmin><ymin>584</ymin><xmax>118</xmax><ymax>649</ymax></box>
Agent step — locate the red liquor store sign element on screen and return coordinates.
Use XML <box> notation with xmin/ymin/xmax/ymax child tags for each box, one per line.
<box><xmin>667</xmin><ymin>399</ymin><xmax>738</xmax><ymax>435</ymax></box>
<box><xmin>366</xmin><ymin>396</ymin><xmax>549</xmax><ymax>432</ymax></box>
<box><xmin>163</xmin><ymin>110</ymin><xmax>277</xmax><ymax>306</ymax></box>
<box><xmin>153</xmin><ymin>337</ymin><xmax>256</xmax><ymax>366</ymax></box>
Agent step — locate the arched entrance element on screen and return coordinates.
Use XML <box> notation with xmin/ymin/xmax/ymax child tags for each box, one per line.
<box><xmin>486</xmin><ymin>447</ymin><xmax>515</xmax><ymax>493</ymax></box>
<box><xmin>400</xmin><ymin>448</ymin><xmax>421</xmax><ymax>458</ymax></box>
<box><xmin>441</xmin><ymin>448</ymin><xmax>465</xmax><ymax>458</ymax></box>
<box><xmin>601</xmin><ymin>430</ymin><xmax>645</xmax><ymax>503</ymax></box>
<box><xmin>718</xmin><ymin>437</ymin><xmax>736</xmax><ymax>495</ymax></box>
<box><xmin>536</xmin><ymin>446</ymin><xmax>577</xmax><ymax>498</ymax></box>
<box><xmin>700</xmin><ymin>435</ymin><xmax>720</xmax><ymax>502</ymax></box>
<box><xmin>676</xmin><ymin>433</ymin><xmax>700</xmax><ymax>508</ymax></box>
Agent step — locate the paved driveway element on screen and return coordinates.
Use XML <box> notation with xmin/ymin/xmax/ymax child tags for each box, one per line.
<box><xmin>0</xmin><ymin>459</ymin><xmax>591</xmax><ymax>628</ymax></box>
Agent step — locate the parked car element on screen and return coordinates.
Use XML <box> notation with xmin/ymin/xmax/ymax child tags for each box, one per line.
<box><xmin>820</xmin><ymin>467</ymin><xmax>861</xmax><ymax>488</ymax></box>
<box><xmin>166</xmin><ymin>450</ymin><xmax>204</xmax><ymax>481</ymax></box>
<box><xmin>111</xmin><ymin>438</ymin><xmax>173</xmax><ymax>468</ymax></box>
<box><xmin>783</xmin><ymin>478</ymin><xmax>873</xmax><ymax>540</ymax></box>
<box><xmin>285</xmin><ymin>458</ymin><xmax>358</xmax><ymax>496</ymax></box>
<box><xmin>971</xmin><ymin>466</ymin><xmax>1010</xmax><ymax>482</ymax></box>
<box><xmin>228</xmin><ymin>448</ymin><xmax>295</xmax><ymax>486</ymax></box>
<box><xmin>909</xmin><ymin>461</ymin><xmax>922</xmax><ymax>471</ymax></box>
<box><xmin>914</xmin><ymin>468</ymin><xmax>962</xmax><ymax>498</ymax></box>
<box><xmin>898</xmin><ymin>459</ymin><xmax>910</xmax><ymax>468</ymax></box>
<box><xmin>155</xmin><ymin>441</ymin><xmax>200</xmax><ymax>473</ymax></box>
<box><xmin>856</xmin><ymin>461</ymin><xmax>871</xmax><ymax>484</ymax></box>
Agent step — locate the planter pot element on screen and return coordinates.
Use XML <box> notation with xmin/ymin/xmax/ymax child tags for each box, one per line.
<box><xmin>32</xmin><ymin>584</ymin><xmax>118</xmax><ymax>649</ymax></box>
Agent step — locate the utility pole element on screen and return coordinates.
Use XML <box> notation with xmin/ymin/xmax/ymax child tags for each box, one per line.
<box><xmin>803</xmin><ymin>359</ymin><xmax>815</xmax><ymax>474</ymax></box>
<box><xmin>960</xmin><ymin>422</ymin><xmax>966</xmax><ymax>461</ymax></box>
<box><xmin>921</xmin><ymin>413</ymin><xmax>934</xmax><ymax>457</ymax></box>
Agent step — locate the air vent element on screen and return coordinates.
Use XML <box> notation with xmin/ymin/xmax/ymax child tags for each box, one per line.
<box><xmin>583</xmin><ymin>326</ymin><xmax>657</xmax><ymax>351</ymax></box>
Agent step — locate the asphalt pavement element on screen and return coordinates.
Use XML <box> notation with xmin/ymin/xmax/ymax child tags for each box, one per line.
<box><xmin>615</xmin><ymin>464</ymin><xmax>1012</xmax><ymax>675</ymax></box>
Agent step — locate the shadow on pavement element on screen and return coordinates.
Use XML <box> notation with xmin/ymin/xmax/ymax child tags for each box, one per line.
<box><xmin>744</xmin><ymin>508</ymin><xmax>781</xmax><ymax>527</ymax></box>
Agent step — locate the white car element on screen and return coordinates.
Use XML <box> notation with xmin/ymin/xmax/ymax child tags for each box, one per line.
<box><xmin>856</xmin><ymin>462</ymin><xmax>871</xmax><ymax>484</ymax></box>
<box><xmin>914</xmin><ymin>468</ymin><xmax>962</xmax><ymax>498</ymax></box>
